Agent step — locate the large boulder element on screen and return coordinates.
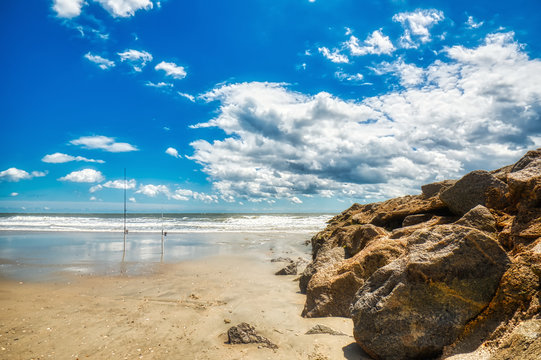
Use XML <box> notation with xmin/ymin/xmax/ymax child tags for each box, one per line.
<box><xmin>507</xmin><ymin>158</ymin><xmax>541</xmax><ymax>207</ymax></box>
<box><xmin>454</xmin><ymin>204</ymin><xmax>497</xmax><ymax>233</ymax></box>
<box><xmin>351</xmin><ymin>225</ymin><xmax>510</xmax><ymax>360</ymax></box>
<box><xmin>299</xmin><ymin>247</ymin><xmax>345</xmax><ymax>294</ymax></box>
<box><xmin>421</xmin><ymin>179</ymin><xmax>457</xmax><ymax>199</ymax></box>
<box><xmin>302</xmin><ymin>236</ymin><xmax>406</xmax><ymax>318</ymax></box>
<box><xmin>440</xmin><ymin>170</ymin><xmax>509</xmax><ymax>215</ymax></box>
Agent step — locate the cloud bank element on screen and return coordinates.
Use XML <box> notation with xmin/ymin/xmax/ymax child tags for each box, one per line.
<box><xmin>190</xmin><ymin>32</ymin><xmax>541</xmax><ymax>203</ymax></box>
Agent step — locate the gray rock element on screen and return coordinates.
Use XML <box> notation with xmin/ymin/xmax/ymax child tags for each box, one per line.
<box><xmin>421</xmin><ymin>180</ymin><xmax>457</xmax><ymax>199</ymax></box>
<box><xmin>440</xmin><ymin>170</ymin><xmax>508</xmax><ymax>215</ymax></box>
<box><xmin>352</xmin><ymin>224</ymin><xmax>510</xmax><ymax>360</ymax></box>
<box><xmin>275</xmin><ymin>262</ymin><xmax>297</xmax><ymax>275</ymax></box>
<box><xmin>305</xmin><ymin>324</ymin><xmax>347</xmax><ymax>336</ymax></box>
<box><xmin>227</xmin><ymin>322</ymin><xmax>278</xmax><ymax>349</ymax></box>
<box><xmin>455</xmin><ymin>205</ymin><xmax>497</xmax><ymax>233</ymax></box>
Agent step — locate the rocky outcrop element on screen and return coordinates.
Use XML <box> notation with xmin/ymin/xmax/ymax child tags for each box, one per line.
<box><xmin>300</xmin><ymin>148</ymin><xmax>541</xmax><ymax>360</ymax></box>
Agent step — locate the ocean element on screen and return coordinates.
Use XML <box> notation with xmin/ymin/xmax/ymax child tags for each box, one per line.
<box><xmin>0</xmin><ymin>213</ymin><xmax>333</xmax><ymax>281</ymax></box>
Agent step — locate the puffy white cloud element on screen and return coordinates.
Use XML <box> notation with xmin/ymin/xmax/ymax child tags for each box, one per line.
<box><xmin>318</xmin><ymin>47</ymin><xmax>349</xmax><ymax>63</ymax></box>
<box><xmin>0</xmin><ymin>168</ymin><xmax>46</xmax><ymax>182</ymax></box>
<box><xmin>70</xmin><ymin>135</ymin><xmax>138</xmax><ymax>152</ymax></box>
<box><xmin>59</xmin><ymin>169</ymin><xmax>105</xmax><ymax>183</ymax></box>
<box><xmin>189</xmin><ymin>34</ymin><xmax>541</xmax><ymax>203</ymax></box>
<box><xmin>95</xmin><ymin>0</ymin><xmax>153</xmax><ymax>18</ymax></box>
<box><xmin>155</xmin><ymin>61</ymin><xmax>187</xmax><ymax>79</ymax></box>
<box><xmin>129</xmin><ymin>197</ymin><xmax>136</xmax><ymax>202</ymax></box>
<box><xmin>165</xmin><ymin>147</ymin><xmax>180</xmax><ymax>158</ymax></box>
<box><xmin>0</xmin><ymin>168</ymin><xmax>32</xmax><ymax>182</ymax></box>
<box><xmin>393</xmin><ymin>9</ymin><xmax>444</xmax><ymax>48</ymax></box>
<box><xmin>136</xmin><ymin>184</ymin><xmax>170</xmax><ymax>197</ymax></box>
<box><xmin>346</xmin><ymin>30</ymin><xmax>395</xmax><ymax>56</ymax></box>
<box><xmin>90</xmin><ymin>179</ymin><xmax>136</xmax><ymax>193</ymax></box>
<box><xmin>466</xmin><ymin>16</ymin><xmax>484</xmax><ymax>29</ymax></box>
<box><xmin>171</xmin><ymin>188</ymin><xmax>218</xmax><ymax>203</ymax></box>
<box><xmin>118</xmin><ymin>49</ymin><xmax>153</xmax><ymax>72</ymax></box>
<box><xmin>52</xmin><ymin>0</ymin><xmax>84</xmax><ymax>18</ymax></box>
<box><xmin>10</xmin><ymin>192</ymin><xmax>19</xmax><ymax>197</ymax></box>
<box><xmin>178</xmin><ymin>92</ymin><xmax>196</xmax><ymax>102</ymax></box>
<box><xmin>372</xmin><ymin>59</ymin><xmax>425</xmax><ymax>86</ymax></box>
<box><xmin>84</xmin><ymin>53</ymin><xmax>115</xmax><ymax>70</ymax></box>
<box><xmin>134</xmin><ymin>184</ymin><xmax>218</xmax><ymax>203</ymax></box>
<box><xmin>42</xmin><ymin>152</ymin><xmax>105</xmax><ymax>164</ymax></box>
<box><xmin>291</xmin><ymin>196</ymin><xmax>303</xmax><ymax>204</ymax></box>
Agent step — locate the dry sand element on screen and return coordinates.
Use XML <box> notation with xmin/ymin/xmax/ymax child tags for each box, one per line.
<box><xmin>0</xmin><ymin>252</ymin><xmax>368</xmax><ymax>359</ymax></box>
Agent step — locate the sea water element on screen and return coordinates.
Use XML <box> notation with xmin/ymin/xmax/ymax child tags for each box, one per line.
<box><xmin>0</xmin><ymin>213</ymin><xmax>333</xmax><ymax>281</ymax></box>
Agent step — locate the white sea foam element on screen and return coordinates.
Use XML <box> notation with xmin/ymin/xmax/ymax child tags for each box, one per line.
<box><xmin>0</xmin><ymin>213</ymin><xmax>333</xmax><ymax>233</ymax></box>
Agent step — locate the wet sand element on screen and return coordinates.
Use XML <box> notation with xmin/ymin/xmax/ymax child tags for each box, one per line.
<box><xmin>0</xmin><ymin>252</ymin><xmax>367</xmax><ymax>359</ymax></box>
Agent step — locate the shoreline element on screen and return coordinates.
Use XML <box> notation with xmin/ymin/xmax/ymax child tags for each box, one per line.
<box><xmin>0</xmin><ymin>251</ymin><xmax>367</xmax><ymax>359</ymax></box>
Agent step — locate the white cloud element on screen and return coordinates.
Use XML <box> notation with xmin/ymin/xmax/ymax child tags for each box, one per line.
<box><xmin>291</xmin><ymin>196</ymin><xmax>303</xmax><ymax>204</ymax></box>
<box><xmin>372</xmin><ymin>59</ymin><xmax>425</xmax><ymax>86</ymax></box>
<box><xmin>318</xmin><ymin>47</ymin><xmax>349</xmax><ymax>63</ymax></box>
<box><xmin>393</xmin><ymin>9</ymin><xmax>445</xmax><ymax>48</ymax></box>
<box><xmin>134</xmin><ymin>184</ymin><xmax>218</xmax><ymax>203</ymax></box>
<box><xmin>70</xmin><ymin>135</ymin><xmax>138</xmax><ymax>152</ymax></box>
<box><xmin>90</xmin><ymin>196</ymin><xmax>97</xmax><ymax>201</ymax></box>
<box><xmin>52</xmin><ymin>0</ymin><xmax>84</xmax><ymax>18</ymax></box>
<box><xmin>171</xmin><ymin>188</ymin><xmax>191</xmax><ymax>201</ymax></box>
<box><xmin>146</xmin><ymin>81</ymin><xmax>173</xmax><ymax>88</ymax></box>
<box><xmin>136</xmin><ymin>184</ymin><xmax>171</xmax><ymax>197</ymax></box>
<box><xmin>0</xmin><ymin>168</ymin><xmax>46</xmax><ymax>182</ymax></box>
<box><xmin>335</xmin><ymin>71</ymin><xmax>364</xmax><ymax>82</ymax></box>
<box><xmin>89</xmin><ymin>179</ymin><xmax>136</xmax><ymax>193</ymax></box>
<box><xmin>129</xmin><ymin>197</ymin><xmax>136</xmax><ymax>202</ymax></box>
<box><xmin>165</xmin><ymin>147</ymin><xmax>180</xmax><ymax>158</ymax></box>
<box><xmin>84</xmin><ymin>53</ymin><xmax>115</xmax><ymax>70</ymax></box>
<box><xmin>178</xmin><ymin>92</ymin><xmax>196</xmax><ymax>102</ymax></box>
<box><xmin>155</xmin><ymin>61</ymin><xmax>187</xmax><ymax>79</ymax></box>
<box><xmin>59</xmin><ymin>169</ymin><xmax>105</xmax><ymax>183</ymax></box>
<box><xmin>94</xmin><ymin>0</ymin><xmax>153</xmax><ymax>18</ymax></box>
<box><xmin>118</xmin><ymin>49</ymin><xmax>153</xmax><ymax>71</ymax></box>
<box><xmin>466</xmin><ymin>16</ymin><xmax>484</xmax><ymax>29</ymax></box>
<box><xmin>10</xmin><ymin>192</ymin><xmax>19</xmax><ymax>197</ymax></box>
<box><xmin>346</xmin><ymin>30</ymin><xmax>395</xmax><ymax>56</ymax></box>
<box><xmin>42</xmin><ymin>152</ymin><xmax>105</xmax><ymax>164</ymax></box>
<box><xmin>171</xmin><ymin>188</ymin><xmax>218</xmax><ymax>203</ymax></box>
<box><xmin>188</xmin><ymin>35</ymin><xmax>541</xmax><ymax>203</ymax></box>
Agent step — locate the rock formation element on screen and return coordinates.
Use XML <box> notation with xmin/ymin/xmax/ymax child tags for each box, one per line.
<box><xmin>300</xmin><ymin>148</ymin><xmax>541</xmax><ymax>359</ymax></box>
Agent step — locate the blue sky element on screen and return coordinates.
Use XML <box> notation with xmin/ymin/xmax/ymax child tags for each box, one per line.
<box><xmin>1</xmin><ymin>0</ymin><xmax>540</xmax><ymax>213</ymax></box>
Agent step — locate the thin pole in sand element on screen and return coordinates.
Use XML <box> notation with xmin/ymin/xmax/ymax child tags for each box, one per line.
<box><xmin>160</xmin><ymin>212</ymin><xmax>166</xmax><ymax>262</ymax></box>
<box><xmin>122</xmin><ymin>168</ymin><xmax>127</xmax><ymax>263</ymax></box>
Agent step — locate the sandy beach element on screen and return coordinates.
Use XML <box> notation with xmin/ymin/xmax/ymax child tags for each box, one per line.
<box><xmin>0</xmin><ymin>251</ymin><xmax>366</xmax><ymax>359</ymax></box>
